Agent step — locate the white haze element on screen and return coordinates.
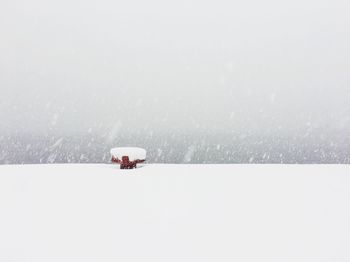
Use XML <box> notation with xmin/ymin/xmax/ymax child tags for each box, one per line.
<box><xmin>1</xmin><ymin>0</ymin><xmax>350</xmax><ymax>138</ymax></box>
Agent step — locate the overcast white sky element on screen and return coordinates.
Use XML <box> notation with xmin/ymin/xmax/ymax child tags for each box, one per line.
<box><xmin>1</xmin><ymin>0</ymin><xmax>349</xmax><ymax>137</ymax></box>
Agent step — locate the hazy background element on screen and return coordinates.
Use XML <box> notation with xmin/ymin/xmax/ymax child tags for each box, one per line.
<box><xmin>1</xmin><ymin>0</ymin><xmax>350</xmax><ymax>164</ymax></box>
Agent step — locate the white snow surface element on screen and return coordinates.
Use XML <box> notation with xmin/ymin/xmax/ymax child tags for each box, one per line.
<box><xmin>110</xmin><ymin>147</ymin><xmax>146</xmax><ymax>161</ymax></box>
<box><xmin>1</xmin><ymin>164</ymin><xmax>350</xmax><ymax>262</ymax></box>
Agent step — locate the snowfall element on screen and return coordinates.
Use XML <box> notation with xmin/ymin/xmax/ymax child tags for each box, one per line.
<box><xmin>1</xmin><ymin>164</ymin><xmax>350</xmax><ymax>262</ymax></box>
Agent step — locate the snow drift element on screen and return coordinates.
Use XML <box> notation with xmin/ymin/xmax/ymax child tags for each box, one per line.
<box><xmin>0</xmin><ymin>164</ymin><xmax>350</xmax><ymax>262</ymax></box>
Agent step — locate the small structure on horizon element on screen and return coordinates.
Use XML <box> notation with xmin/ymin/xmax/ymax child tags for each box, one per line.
<box><xmin>110</xmin><ymin>147</ymin><xmax>146</xmax><ymax>169</ymax></box>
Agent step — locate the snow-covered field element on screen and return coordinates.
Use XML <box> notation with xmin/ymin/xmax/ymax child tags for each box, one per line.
<box><xmin>1</xmin><ymin>164</ymin><xmax>350</xmax><ymax>262</ymax></box>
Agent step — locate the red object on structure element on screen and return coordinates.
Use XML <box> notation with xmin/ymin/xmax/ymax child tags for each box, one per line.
<box><xmin>111</xmin><ymin>155</ymin><xmax>145</xmax><ymax>169</ymax></box>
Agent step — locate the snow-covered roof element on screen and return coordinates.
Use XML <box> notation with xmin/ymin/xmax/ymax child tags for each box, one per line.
<box><xmin>110</xmin><ymin>147</ymin><xmax>146</xmax><ymax>161</ymax></box>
